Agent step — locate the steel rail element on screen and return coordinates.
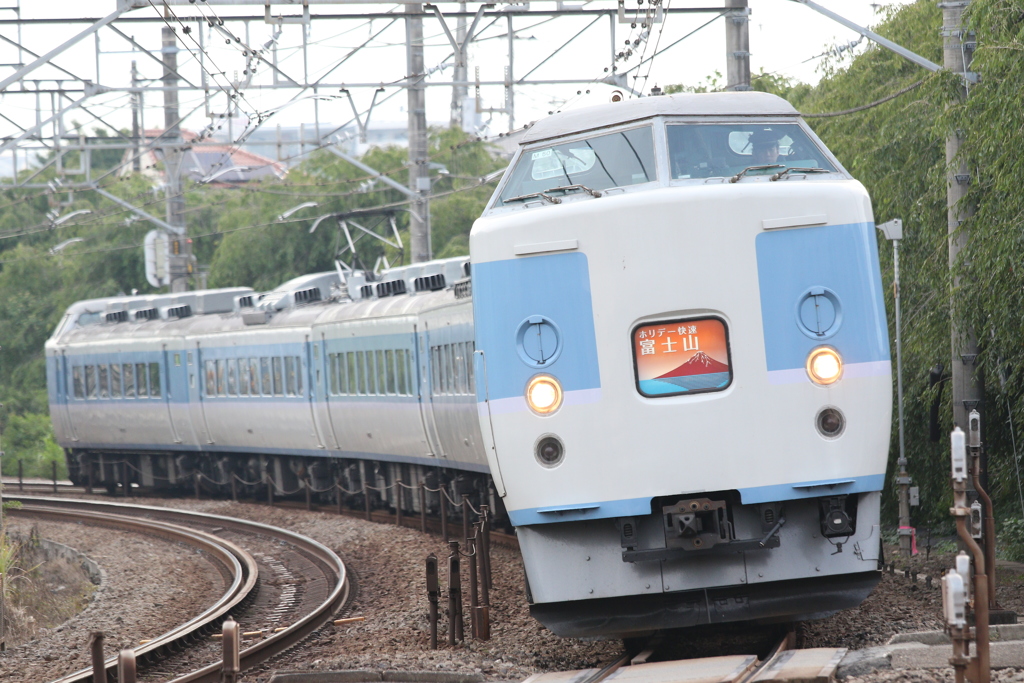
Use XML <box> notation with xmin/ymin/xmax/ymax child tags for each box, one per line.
<box><xmin>734</xmin><ymin>632</ymin><xmax>795</xmax><ymax>683</ymax></box>
<box><xmin>10</xmin><ymin>496</ymin><xmax>349</xmax><ymax>683</ymax></box>
<box><xmin>10</xmin><ymin>502</ymin><xmax>259</xmax><ymax>683</ymax></box>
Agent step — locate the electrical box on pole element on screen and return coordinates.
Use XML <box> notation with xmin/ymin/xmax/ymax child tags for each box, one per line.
<box><xmin>144</xmin><ymin>230</ymin><xmax>171</xmax><ymax>288</ymax></box>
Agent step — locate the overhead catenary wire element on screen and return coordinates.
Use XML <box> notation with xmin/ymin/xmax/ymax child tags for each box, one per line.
<box><xmin>801</xmin><ymin>78</ymin><xmax>926</xmax><ymax>118</ymax></box>
<box><xmin>0</xmin><ymin>172</ymin><xmax>503</xmax><ymax>266</ymax></box>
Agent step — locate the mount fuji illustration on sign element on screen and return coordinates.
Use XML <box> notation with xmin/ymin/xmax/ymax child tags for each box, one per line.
<box><xmin>656</xmin><ymin>351</ymin><xmax>730</xmax><ymax>379</ymax></box>
<box><xmin>633</xmin><ymin>318</ymin><xmax>732</xmax><ymax>397</ymax></box>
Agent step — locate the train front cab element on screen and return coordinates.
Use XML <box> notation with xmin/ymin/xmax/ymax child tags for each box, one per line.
<box><xmin>470</xmin><ymin>92</ymin><xmax>891</xmax><ymax>638</ymax></box>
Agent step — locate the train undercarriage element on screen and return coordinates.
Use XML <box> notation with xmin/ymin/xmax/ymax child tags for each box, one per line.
<box><xmin>64</xmin><ymin>448</ymin><xmax>506</xmax><ymax>525</ymax></box>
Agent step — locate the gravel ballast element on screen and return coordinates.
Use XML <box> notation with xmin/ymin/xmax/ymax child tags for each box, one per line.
<box><xmin>0</xmin><ymin>516</ymin><xmax>223</xmax><ymax>682</ymax></box>
<box><xmin>10</xmin><ymin>495</ymin><xmax>1022</xmax><ymax>683</ymax></box>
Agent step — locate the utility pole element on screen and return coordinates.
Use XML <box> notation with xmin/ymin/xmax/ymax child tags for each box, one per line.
<box><xmin>407</xmin><ymin>4</ymin><xmax>431</xmax><ymax>263</ymax></box>
<box><xmin>724</xmin><ymin>0</ymin><xmax>750</xmax><ymax>91</ymax></box>
<box><xmin>879</xmin><ymin>220</ymin><xmax>912</xmax><ymax>556</ymax></box>
<box><xmin>162</xmin><ymin>11</ymin><xmax>190</xmax><ymax>292</ymax></box>
<box><xmin>943</xmin><ymin>1</ymin><xmax>980</xmax><ymax>436</ymax></box>
<box><xmin>450</xmin><ymin>2</ymin><xmax>468</xmax><ymax>130</ymax></box>
<box><xmin>131</xmin><ymin>61</ymin><xmax>141</xmax><ymax>173</ymax></box>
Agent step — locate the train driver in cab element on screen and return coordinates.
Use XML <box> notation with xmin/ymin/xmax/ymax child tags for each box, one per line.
<box><xmin>749</xmin><ymin>129</ymin><xmax>781</xmax><ymax>165</ymax></box>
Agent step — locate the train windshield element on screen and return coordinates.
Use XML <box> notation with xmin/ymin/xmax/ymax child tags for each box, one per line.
<box><xmin>499</xmin><ymin>125</ymin><xmax>656</xmax><ymax>203</ymax></box>
<box><xmin>666</xmin><ymin>123</ymin><xmax>837</xmax><ymax>179</ymax></box>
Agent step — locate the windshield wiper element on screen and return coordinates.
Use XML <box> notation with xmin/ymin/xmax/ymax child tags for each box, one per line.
<box><xmin>770</xmin><ymin>167</ymin><xmax>831</xmax><ymax>181</ymax></box>
<box><xmin>502</xmin><ymin>191</ymin><xmax>562</xmax><ymax>205</ymax></box>
<box><xmin>547</xmin><ymin>184</ymin><xmax>603</xmax><ymax>198</ymax></box>
<box><xmin>729</xmin><ymin>164</ymin><xmax>785</xmax><ymax>183</ymax></box>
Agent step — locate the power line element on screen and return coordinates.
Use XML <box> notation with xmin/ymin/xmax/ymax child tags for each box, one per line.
<box><xmin>802</xmin><ymin>78</ymin><xmax>926</xmax><ymax>118</ymax></box>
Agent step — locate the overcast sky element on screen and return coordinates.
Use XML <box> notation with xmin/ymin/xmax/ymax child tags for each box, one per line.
<box><xmin>0</xmin><ymin>1</ymin><xmax>918</xmax><ymax>145</ymax></box>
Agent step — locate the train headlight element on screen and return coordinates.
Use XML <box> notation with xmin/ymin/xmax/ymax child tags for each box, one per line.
<box><xmin>536</xmin><ymin>435</ymin><xmax>565</xmax><ymax>467</ymax></box>
<box><xmin>806</xmin><ymin>347</ymin><xmax>843</xmax><ymax>386</ymax></box>
<box><xmin>526</xmin><ymin>374</ymin><xmax>563</xmax><ymax>415</ymax></box>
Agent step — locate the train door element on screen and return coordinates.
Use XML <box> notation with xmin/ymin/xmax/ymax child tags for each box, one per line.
<box><xmin>304</xmin><ymin>334</ymin><xmax>327</xmax><ymax>450</ymax></box>
<box><xmin>415</xmin><ymin>323</ymin><xmax>445</xmax><ymax>459</ymax></box>
<box><xmin>424</xmin><ymin>320</ymin><xmax>476</xmax><ymax>462</ymax></box>
<box><xmin>190</xmin><ymin>341</ymin><xmax>214</xmax><ymax>445</ymax></box>
<box><xmin>161</xmin><ymin>345</ymin><xmax>184</xmax><ymax>444</ymax></box>
<box><xmin>59</xmin><ymin>351</ymin><xmax>79</xmax><ymax>442</ymax></box>
<box><xmin>317</xmin><ymin>332</ymin><xmax>341</xmax><ymax>449</ymax></box>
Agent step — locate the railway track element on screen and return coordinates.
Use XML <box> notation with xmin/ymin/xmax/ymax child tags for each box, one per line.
<box><xmin>7</xmin><ymin>480</ymin><xmax>521</xmax><ymax>549</ymax></box>
<box><xmin>9</xmin><ymin>496</ymin><xmax>349</xmax><ymax>683</ymax></box>
<box><xmin>527</xmin><ymin>632</ymin><xmax>848</xmax><ymax>683</ymax></box>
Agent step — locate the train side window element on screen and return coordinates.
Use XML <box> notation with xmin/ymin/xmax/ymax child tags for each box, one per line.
<box><xmin>98</xmin><ymin>364</ymin><xmax>110</xmax><ymax>399</ymax></box>
<box><xmin>363</xmin><ymin>351</ymin><xmax>374</xmax><ymax>395</ymax></box>
<box><xmin>347</xmin><ymin>352</ymin><xmax>357</xmax><ymax>395</ymax></box>
<box><xmin>260</xmin><ymin>357</ymin><xmax>272</xmax><ymax>396</ymax></box>
<box><xmin>454</xmin><ymin>344</ymin><xmax>466</xmax><ymax>394</ymax></box>
<box><xmin>227</xmin><ymin>359</ymin><xmax>238</xmax><ymax>396</ymax></box>
<box><xmin>174</xmin><ymin>353</ymin><xmax>182</xmax><ymax>367</ymax></box>
<box><xmin>149</xmin><ymin>363</ymin><xmax>161</xmax><ymax>398</ymax></box>
<box><xmin>454</xmin><ymin>344</ymin><xmax>462</xmax><ymax>394</ymax></box>
<box><xmin>404</xmin><ymin>349</ymin><xmax>413</xmax><ymax>396</ymax></box>
<box><xmin>72</xmin><ymin>366</ymin><xmax>84</xmax><ymax>399</ymax></box>
<box><xmin>215</xmin><ymin>359</ymin><xmax>226</xmax><ymax>397</ymax></box>
<box><xmin>327</xmin><ymin>353</ymin><xmax>336</xmax><ymax>395</ymax></box>
<box><xmin>249</xmin><ymin>358</ymin><xmax>259</xmax><ymax>395</ymax></box>
<box><xmin>136</xmin><ymin>363</ymin><xmax>149</xmax><ymax>397</ymax></box>
<box><xmin>338</xmin><ymin>353</ymin><xmax>347</xmax><ymax>395</ymax></box>
<box><xmin>395</xmin><ymin>350</ymin><xmax>407</xmax><ymax>396</ymax></box>
<box><xmin>272</xmin><ymin>357</ymin><xmax>284</xmax><ymax>396</ymax></box>
<box><xmin>384</xmin><ymin>350</ymin><xmax>396</xmax><ymax>395</ymax></box>
<box><xmin>445</xmin><ymin>345</ymin><xmax>455</xmax><ymax>395</ymax></box>
<box><xmin>296</xmin><ymin>357</ymin><xmax>303</xmax><ymax>395</ymax></box>
<box><xmin>110</xmin><ymin>363</ymin><xmax>122</xmax><ymax>398</ymax></box>
<box><xmin>331</xmin><ymin>352</ymin><xmax>339</xmax><ymax>395</ymax></box>
<box><xmin>376</xmin><ymin>350</ymin><xmax>387</xmax><ymax>395</ymax></box>
<box><xmin>124</xmin><ymin>363</ymin><xmax>136</xmax><ymax>398</ymax></box>
<box><xmin>355</xmin><ymin>351</ymin><xmax>366</xmax><ymax>395</ymax></box>
<box><xmin>85</xmin><ymin>366</ymin><xmax>97</xmax><ymax>399</ymax></box>
<box><xmin>430</xmin><ymin>347</ymin><xmax>440</xmax><ymax>396</ymax></box>
<box><xmin>187</xmin><ymin>352</ymin><xmax>193</xmax><ymax>365</ymax></box>
<box><xmin>204</xmin><ymin>361</ymin><xmax>215</xmax><ymax>397</ymax></box>
<box><xmin>368</xmin><ymin>350</ymin><xmax>380</xmax><ymax>395</ymax></box>
<box><xmin>239</xmin><ymin>359</ymin><xmax>250</xmax><ymax>396</ymax></box>
<box><xmin>285</xmin><ymin>357</ymin><xmax>297</xmax><ymax>396</ymax></box>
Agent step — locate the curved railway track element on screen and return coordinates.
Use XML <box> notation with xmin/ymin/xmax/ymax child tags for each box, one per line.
<box><xmin>9</xmin><ymin>496</ymin><xmax>349</xmax><ymax>683</ymax></box>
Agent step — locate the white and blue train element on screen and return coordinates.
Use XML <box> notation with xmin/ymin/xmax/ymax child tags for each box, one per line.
<box><xmin>48</xmin><ymin>91</ymin><xmax>892</xmax><ymax>639</ymax></box>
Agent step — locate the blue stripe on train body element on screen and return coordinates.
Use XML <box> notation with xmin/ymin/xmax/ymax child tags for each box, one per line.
<box><xmin>755</xmin><ymin>221</ymin><xmax>890</xmax><ymax>372</ymax></box>
<box><xmin>472</xmin><ymin>252</ymin><xmax>601</xmax><ymax>401</ymax></box>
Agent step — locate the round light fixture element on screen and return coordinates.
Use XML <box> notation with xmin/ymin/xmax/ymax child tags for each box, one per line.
<box><xmin>535</xmin><ymin>435</ymin><xmax>565</xmax><ymax>467</ymax></box>
<box><xmin>526</xmin><ymin>374</ymin><xmax>563</xmax><ymax>415</ymax></box>
<box><xmin>816</xmin><ymin>406</ymin><xmax>846</xmax><ymax>438</ymax></box>
<box><xmin>806</xmin><ymin>347</ymin><xmax>843</xmax><ymax>386</ymax></box>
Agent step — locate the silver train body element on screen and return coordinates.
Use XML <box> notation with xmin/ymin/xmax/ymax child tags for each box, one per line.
<box><xmin>47</xmin><ymin>91</ymin><xmax>890</xmax><ymax>639</ymax></box>
<box><xmin>469</xmin><ymin>92</ymin><xmax>891</xmax><ymax>637</ymax></box>
<box><xmin>46</xmin><ymin>259</ymin><xmax>497</xmax><ymax>514</ymax></box>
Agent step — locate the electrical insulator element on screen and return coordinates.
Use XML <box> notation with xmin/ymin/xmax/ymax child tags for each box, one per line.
<box><xmin>970</xmin><ymin>500</ymin><xmax>983</xmax><ymax>539</ymax></box>
<box><xmin>942</xmin><ymin>570</ymin><xmax>967</xmax><ymax>628</ymax></box>
<box><xmin>951</xmin><ymin>427</ymin><xmax>967</xmax><ymax>482</ymax></box>
<box><xmin>955</xmin><ymin>551</ymin><xmax>972</xmax><ymax>601</ymax></box>
<box><xmin>968</xmin><ymin>409</ymin><xmax>981</xmax><ymax>448</ymax></box>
